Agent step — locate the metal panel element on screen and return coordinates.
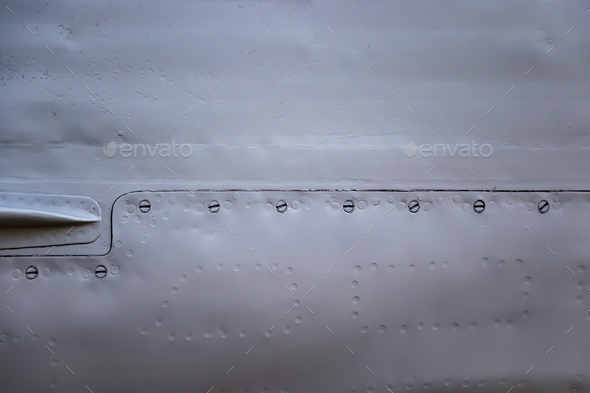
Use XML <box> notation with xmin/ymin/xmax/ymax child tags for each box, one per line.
<box><xmin>1</xmin><ymin>1</ymin><xmax>590</xmax><ymax>190</ymax></box>
<box><xmin>1</xmin><ymin>191</ymin><xmax>588</xmax><ymax>392</ymax></box>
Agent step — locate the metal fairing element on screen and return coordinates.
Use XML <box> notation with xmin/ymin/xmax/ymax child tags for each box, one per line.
<box><xmin>0</xmin><ymin>193</ymin><xmax>101</xmax><ymax>250</ymax></box>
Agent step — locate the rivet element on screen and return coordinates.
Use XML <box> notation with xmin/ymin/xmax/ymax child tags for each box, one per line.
<box><xmin>94</xmin><ymin>265</ymin><xmax>107</xmax><ymax>279</ymax></box>
<box><xmin>408</xmin><ymin>200</ymin><xmax>420</xmax><ymax>213</ymax></box>
<box><xmin>25</xmin><ymin>266</ymin><xmax>38</xmax><ymax>280</ymax></box>
<box><xmin>138</xmin><ymin>199</ymin><xmax>151</xmax><ymax>213</ymax></box>
<box><xmin>343</xmin><ymin>200</ymin><xmax>354</xmax><ymax>213</ymax></box>
<box><xmin>538</xmin><ymin>200</ymin><xmax>549</xmax><ymax>214</ymax></box>
<box><xmin>276</xmin><ymin>200</ymin><xmax>287</xmax><ymax>213</ymax></box>
<box><xmin>473</xmin><ymin>200</ymin><xmax>485</xmax><ymax>213</ymax></box>
<box><xmin>208</xmin><ymin>200</ymin><xmax>220</xmax><ymax>214</ymax></box>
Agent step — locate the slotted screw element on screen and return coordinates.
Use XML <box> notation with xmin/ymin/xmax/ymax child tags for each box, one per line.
<box><xmin>474</xmin><ymin>200</ymin><xmax>485</xmax><ymax>213</ymax></box>
<box><xmin>208</xmin><ymin>200</ymin><xmax>220</xmax><ymax>214</ymax></box>
<box><xmin>538</xmin><ymin>200</ymin><xmax>549</xmax><ymax>214</ymax></box>
<box><xmin>343</xmin><ymin>200</ymin><xmax>355</xmax><ymax>213</ymax></box>
<box><xmin>138</xmin><ymin>200</ymin><xmax>151</xmax><ymax>213</ymax></box>
<box><xmin>25</xmin><ymin>266</ymin><xmax>38</xmax><ymax>280</ymax></box>
<box><xmin>276</xmin><ymin>200</ymin><xmax>287</xmax><ymax>213</ymax></box>
<box><xmin>94</xmin><ymin>265</ymin><xmax>107</xmax><ymax>279</ymax></box>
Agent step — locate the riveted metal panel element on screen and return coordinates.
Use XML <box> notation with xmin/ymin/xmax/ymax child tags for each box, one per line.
<box><xmin>1</xmin><ymin>191</ymin><xmax>588</xmax><ymax>392</ymax></box>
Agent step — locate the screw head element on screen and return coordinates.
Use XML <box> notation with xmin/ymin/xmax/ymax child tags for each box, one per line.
<box><xmin>138</xmin><ymin>200</ymin><xmax>151</xmax><ymax>213</ymax></box>
<box><xmin>408</xmin><ymin>200</ymin><xmax>420</xmax><ymax>213</ymax></box>
<box><xmin>25</xmin><ymin>266</ymin><xmax>38</xmax><ymax>280</ymax></box>
<box><xmin>473</xmin><ymin>200</ymin><xmax>485</xmax><ymax>213</ymax></box>
<box><xmin>94</xmin><ymin>265</ymin><xmax>107</xmax><ymax>279</ymax></box>
<box><xmin>343</xmin><ymin>200</ymin><xmax>355</xmax><ymax>213</ymax></box>
<box><xmin>538</xmin><ymin>200</ymin><xmax>549</xmax><ymax>214</ymax></box>
<box><xmin>276</xmin><ymin>200</ymin><xmax>287</xmax><ymax>213</ymax></box>
<box><xmin>208</xmin><ymin>200</ymin><xmax>220</xmax><ymax>214</ymax></box>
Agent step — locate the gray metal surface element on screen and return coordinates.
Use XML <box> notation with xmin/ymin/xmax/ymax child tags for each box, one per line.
<box><xmin>1</xmin><ymin>191</ymin><xmax>589</xmax><ymax>392</ymax></box>
<box><xmin>1</xmin><ymin>0</ymin><xmax>590</xmax><ymax>191</ymax></box>
<box><xmin>2</xmin><ymin>1</ymin><xmax>590</xmax><ymax>392</ymax></box>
